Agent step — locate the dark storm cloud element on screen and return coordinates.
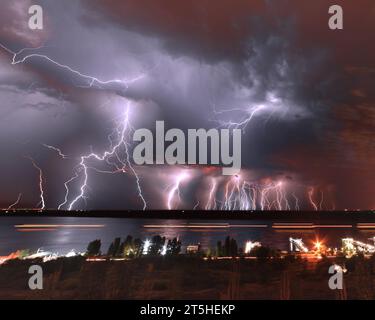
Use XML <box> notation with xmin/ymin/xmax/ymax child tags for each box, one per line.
<box><xmin>83</xmin><ymin>0</ymin><xmax>341</xmax><ymax>120</ymax></box>
<box><xmin>0</xmin><ymin>0</ymin><xmax>373</xmax><ymax>209</ymax></box>
<box><xmin>82</xmin><ymin>0</ymin><xmax>270</xmax><ymax>63</ymax></box>
<box><xmin>0</xmin><ymin>0</ymin><xmax>49</xmax><ymax>46</ymax></box>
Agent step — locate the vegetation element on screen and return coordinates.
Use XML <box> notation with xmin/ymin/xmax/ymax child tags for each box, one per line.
<box><xmin>107</xmin><ymin>237</ymin><xmax>121</xmax><ymax>257</ymax></box>
<box><xmin>86</xmin><ymin>235</ymin><xmax>181</xmax><ymax>258</ymax></box>
<box><xmin>86</xmin><ymin>239</ymin><xmax>101</xmax><ymax>256</ymax></box>
<box><xmin>87</xmin><ymin>234</ymin><xmax>287</xmax><ymax>260</ymax></box>
<box><xmin>251</xmin><ymin>246</ymin><xmax>280</xmax><ymax>260</ymax></box>
<box><xmin>216</xmin><ymin>236</ymin><xmax>238</xmax><ymax>257</ymax></box>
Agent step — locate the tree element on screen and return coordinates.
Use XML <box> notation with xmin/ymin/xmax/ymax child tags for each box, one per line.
<box><xmin>205</xmin><ymin>247</ymin><xmax>214</xmax><ymax>258</ymax></box>
<box><xmin>253</xmin><ymin>246</ymin><xmax>272</xmax><ymax>260</ymax></box>
<box><xmin>217</xmin><ymin>241</ymin><xmax>223</xmax><ymax>257</ymax></box>
<box><xmin>230</xmin><ymin>238</ymin><xmax>238</xmax><ymax>257</ymax></box>
<box><xmin>167</xmin><ymin>237</ymin><xmax>181</xmax><ymax>256</ymax></box>
<box><xmin>121</xmin><ymin>235</ymin><xmax>134</xmax><ymax>257</ymax></box>
<box><xmin>86</xmin><ymin>239</ymin><xmax>101</xmax><ymax>256</ymax></box>
<box><xmin>219</xmin><ymin>237</ymin><xmax>238</xmax><ymax>256</ymax></box>
<box><xmin>150</xmin><ymin>235</ymin><xmax>166</xmax><ymax>256</ymax></box>
<box><xmin>107</xmin><ymin>237</ymin><xmax>121</xmax><ymax>257</ymax></box>
<box><xmin>133</xmin><ymin>238</ymin><xmax>143</xmax><ymax>257</ymax></box>
<box><xmin>224</xmin><ymin>236</ymin><xmax>231</xmax><ymax>256</ymax></box>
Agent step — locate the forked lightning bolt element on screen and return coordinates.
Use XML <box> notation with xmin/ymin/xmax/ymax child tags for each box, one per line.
<box><xmin>213</xmin><ymin>104</ymin><xmax>266</xmax><ymax>130</ymax></box>
<box><xmin>0</xmin><ymin>42</ymin><xmax>147</xmax><ymax>211</ymax></box>
<box><xmin>64</xmin><ymin>102</ymin><xmax>146</xmax><ymax>210</ymax></box>
<box><xmin>0</xmin><ymin>43</ymin><xmax>145</xmax><ymax>88</ymax></box>
<box><xmin>203</xmin><ymin>175</ymin><xmax>307</xmax><ymax>211</ymax></box>
<box><xmin>308</xmin><ymin>187</ymin><xmax>325</xmax><ymax>211</ymax></box>
<box><xmin>0</xmin><ymin>42</ymin><xmax>330</xmax><ymax>211</ymax></box>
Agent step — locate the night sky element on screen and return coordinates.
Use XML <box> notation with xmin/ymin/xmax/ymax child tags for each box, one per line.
<box><xmin>0</xmin><ymin>0</ymin><xmax>374</xmax><ymax>210</ymax></box>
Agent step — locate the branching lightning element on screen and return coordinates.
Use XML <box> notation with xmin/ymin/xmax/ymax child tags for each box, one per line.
<box><xmin>0</xmin><ymin>42</ymin><xmax>332</xmax><ymax>212</ymax></box>
<box><xmin>0</xmin><ymin>43</ymin><xmax>145</xmax><ymax>89</ymax></box>
<box><xmin>0</xmin><ymin>42</ymin><xmax>147</xmax><ymax>211</ymax></box>
<box><xmin>199</xmin><ymin>174</ymin><xmax>322</xmax><ymax>211</ymax></box>
<box><xmin>63</xmin><ymin>102</ymin><xmax>147</xmax><ymax>210</ymax></box>
<box><xmin>212</xmin><ymin>104</ymin><xmax>267</xmax><ymax>130</ymax></box>
<box><xmin>308</xmin><ymin>187</ymin><xmax>325</xmax><ymax>211</ymax></box>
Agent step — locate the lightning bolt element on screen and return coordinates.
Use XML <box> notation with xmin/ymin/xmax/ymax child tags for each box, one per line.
<box><xmin>26</xmin><ymin>157</ymin><xmax>45</xmax><ymax>210</ymax></box>
<box><xmin>308</xmin><ymin>187</ymin><xmax>318</xmax><ymax>211</ymax></box>
<box><xmin>0</xmin><ymin>43</ymin><xmax>145</xmax><ymax>89</ymax></box>
<box><xmin>202</xmin><ymin>174</ymin><xmax>300</xmax><ymax>211</ymax></box>
<box><xmin>292</xmin><ymin>192</ymin><xmax>300</xmax><ymax>211</ymax></box>
<box><xmin>222</xmin><ymin>175</ymin><xmax>246</xmax><ymax>210</ymax></box>
<box><xmin>259</xmin><ymin>181</ymin><xmax>295</xmax><ymax>211</ymax></box>
<box><xmin>58</xmin><ymin>173</ymin><xmax>79</xmax><ymax>210</ymax></box>
<box><xmin>167</xmin><ymin>172</ymin><xmax>189</xmax><ymax>210</ymax></box>
<box><xmin>6</xmin><ymin>193</ymin><xmax>22</xmax><ymax>211</ymax></box>
<box><xmin>259</xmin><ymin>182</ymin><xmax>277</xmax><ymax>210</ymax></box>
<box><xmin>308</xmin><ymin>187</ymin><xmax>327</xmax><ymax>211</ymax></box>
<box><xmin>319</xmin><ymin>190</ymin><xmax>324</xmax><ymax>210</ymax></box>
<box><xmin>1</xmin><ymin>43</ymin><xmax>147</xmax><ymax>211</ymax></box>
<box><xmin>205</xmin><ymin>179</ymin><xmax>217</xmax><ymax>210</ymax></box>
<box><xmin>193</xmin><ymin>201</ymin><xmax>200</xmax><ymax>210</ymax></box>
<box><xmin>1</xmin><ymin>42</ymin><xmax>331</xmax><ymax>212</ymax></box>
<box><xmin>212</xmin><ymin>104</ymin><xmax>267</xmax><ymax>130</ymax></box>
<box><xmin>42</xmin><ymin>144</ymin><xmax>69</xmax><ymax>159</ymax></box>
<box><xmin>65</xmin><ymin>102</ymin><xmax>146</xmax><ymax>210</ymax></box>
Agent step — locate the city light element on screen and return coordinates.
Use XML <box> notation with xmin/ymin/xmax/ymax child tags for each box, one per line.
<box><xmin>143</xmin><ymin>240</ymin><xmax>151</xmax><ymax>255</ymax></box>
<box><xmin>161</xmin><ymin>244</ymin><xmax>167</xmax><ymax>256</ymax></box>
<box><xmin>289</xmin><ymin>238</ymin><xmax>309</xmax><ymax>253</ymax></box>
<box><xmin>314</xmin><ymin>241</ymin><xmax>321</xmax><ymax>250</ymax></box>
<box><xmin>244</xmin><ymin>241</ymin><xmax>261</xmax><ymax>254</ymax></box>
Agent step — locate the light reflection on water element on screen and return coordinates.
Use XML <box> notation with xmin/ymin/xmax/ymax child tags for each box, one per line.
<box><xmin>0</xmin><ymin>217</ymin><xmax>374</xmax><ymax>255</ymax></box>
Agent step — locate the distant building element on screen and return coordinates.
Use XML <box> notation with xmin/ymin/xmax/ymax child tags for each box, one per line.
<box><xmin>186</xmin><ymin>244</ymin><xmax>201</xmax><ymax>254</ymax></box>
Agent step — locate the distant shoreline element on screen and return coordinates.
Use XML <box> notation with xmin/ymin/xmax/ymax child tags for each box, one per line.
<box><xmin>0</xmin><ymin>210</ymin><xmax>374</xmax><ymax>222</ymax></box>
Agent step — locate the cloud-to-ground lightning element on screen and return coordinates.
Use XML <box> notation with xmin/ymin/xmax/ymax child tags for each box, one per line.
<box><xmin>205</xmin><ymin>178</ymin><xmax>218</xmax><ymax>210</ymax></box>
<box><xmin>166</xmin><ymin>171</ymin><xmax>189</xmax><ymax>210</ymax></box>
<box><xmin>292</xmin><ymin>192</ymin><xmax>300</xmax><ymax>211</ymax></box>
<box><xmin>58</xmin><ymin>173</ymin><xmax>79</xmax><ymax>210</ymax></box>
<box><xmin>199</xmin><ymin>174</ymin><xmax>322</xmax><ymax>211</ymax></box>
<box><xmin>6</xmin><ymin>193</ymin><xmax>22</xmax><ymax>211</ymax></box>
<box><xmin>308</xmin><ymin>187</ymin><xmax>319</xmax><ymax>211</ymax></box>
<box><xmin>65</xmin><ymin>102</ymin><xmax>147</xmax><ymax>210</ymax></box>
<box><xmin>26</xmin><ymin>157</ymin><xmax>46</xmax><ymax>210</ymax></box>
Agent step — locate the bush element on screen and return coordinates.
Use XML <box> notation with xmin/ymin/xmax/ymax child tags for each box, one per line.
<box><xmin>86</xmin><ymin>239</ymin><xmax>101</xmax><ymax>256</ymax></box>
